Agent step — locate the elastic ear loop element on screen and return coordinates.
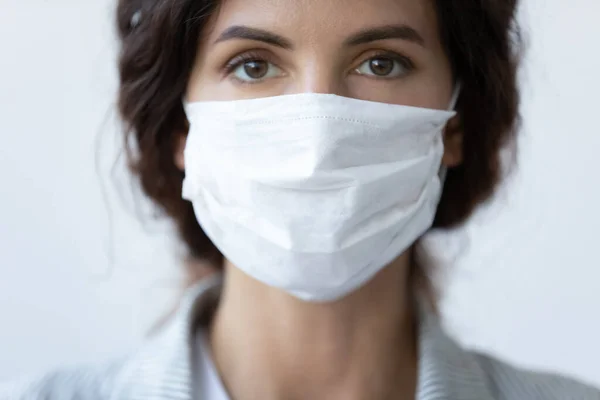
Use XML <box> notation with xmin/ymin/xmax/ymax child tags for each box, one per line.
<box><xmin>448</xmin><ymin>81</ymin><xmax>462</xmax><ymax>111</ymax></box>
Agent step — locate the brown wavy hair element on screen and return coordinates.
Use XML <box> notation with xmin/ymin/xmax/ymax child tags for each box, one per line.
<box><xmin>115</xmin><ymin>0</ymin><xmax>521</xmax><ymax>292</ymax></box>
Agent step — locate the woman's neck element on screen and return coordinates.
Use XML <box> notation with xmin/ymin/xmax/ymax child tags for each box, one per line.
<box><xmin>208</xmin><ymin>252</ymin><xmax>418</xmax><ymax>400</ymax></box>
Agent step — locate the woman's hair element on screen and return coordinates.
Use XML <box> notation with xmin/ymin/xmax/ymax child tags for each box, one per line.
<box><xmin>115</xmin><ymin>0</ymin><xmax>521</xmax><ymax>290</ymax></box>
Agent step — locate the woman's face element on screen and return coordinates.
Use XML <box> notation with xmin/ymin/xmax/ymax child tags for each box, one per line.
<box><xmin>183</xmin><ymin>0</ymin><xmax>462</xmax><ymax>166</ymax></box>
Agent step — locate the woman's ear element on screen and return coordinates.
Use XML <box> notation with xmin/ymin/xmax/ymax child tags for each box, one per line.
<box><xmin>174</xmin><ymin>132</ymin><xmax>188</xmax><ymax>171</ymax></box>
<box><xmin>442</xmin><ymin>114</ymin><xmax>463</xmax><ymax>168</ymax></box>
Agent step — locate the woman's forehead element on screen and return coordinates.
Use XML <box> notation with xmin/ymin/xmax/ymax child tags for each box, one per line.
<box><xmin>202</xmin><ymin>0</ymin><xmax>440</xmax><ymax>47</ymax></box>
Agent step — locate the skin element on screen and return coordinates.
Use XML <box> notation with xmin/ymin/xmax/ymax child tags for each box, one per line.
<box><xmin>177</xmin><ymin>0</ymin><xmax>464</xmax><ymax>398</ymax></box>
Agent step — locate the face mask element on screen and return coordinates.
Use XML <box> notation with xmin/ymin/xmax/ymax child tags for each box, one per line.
<box><xmin>183</xmin><ymin>90</ymin><xmax>459</xmax><ymax>302</ymax></box>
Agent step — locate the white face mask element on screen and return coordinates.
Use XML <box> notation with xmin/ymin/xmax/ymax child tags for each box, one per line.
<box><xmin>183</xmin><ymin>90</ymin><xmax>459</xmax><ymax>302</ymax></box>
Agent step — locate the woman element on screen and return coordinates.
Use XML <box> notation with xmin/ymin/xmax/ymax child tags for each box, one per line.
<box><xmin>3</xmin><ymin>0</ymin><xmax>599</xmax><ymax>399</ymax></box>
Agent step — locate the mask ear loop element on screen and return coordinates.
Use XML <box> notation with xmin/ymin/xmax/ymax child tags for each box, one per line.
<box><xmin>438</xmin><ymin>81</ymin><xmax>462</xmax><ymax>186</ymax></box>
<box><xmin>448</xmin><ymin>81</ymin><xmax>462</xmax><ymax>111</ymax></box>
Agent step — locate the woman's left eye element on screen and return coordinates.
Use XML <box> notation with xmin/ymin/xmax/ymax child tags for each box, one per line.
<box><xmin>354</xmin><ymin>56</ymin><xmax>411</xmax><ymax>78</ymax></box>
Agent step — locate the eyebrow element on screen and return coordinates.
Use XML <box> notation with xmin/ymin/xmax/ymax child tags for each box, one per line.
<box><xmin>213</xmin><ymin>23</ymin><xmax>425</xmax><ymax>50</ymax></box>
<box><xmin>214</xmin><ymin>26</ymin><xmax>293</xmax><ymax>49</ymax></box>
<box><xmin>344</xmin><ymin>24</ymin><xmax>425</xmax><ymax>47</ymax></box>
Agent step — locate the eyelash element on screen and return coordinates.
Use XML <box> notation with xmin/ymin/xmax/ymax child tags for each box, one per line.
<box><xmin>221</xmin><ymin>49</ymin><xmax>415</xmax><ymax>83</ymax></box>
<box><xmin>223</xmin><ymin>50</ymin><xmax>276</xmax><ymax>80</ymax></box>
<box><xmin>363</xmin><ymin>50</ymin><xmax>415</xmax><ymax>74</ymax></box>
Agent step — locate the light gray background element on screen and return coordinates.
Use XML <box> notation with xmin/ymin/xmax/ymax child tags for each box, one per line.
<box><xmin>1</xmin><ymin>0</ymin><xmax>599</xmax><ymax>387</ymax></box>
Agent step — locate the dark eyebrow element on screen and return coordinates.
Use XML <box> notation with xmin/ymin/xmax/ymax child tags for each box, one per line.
<box><xmin>344</xmin><ymin>24</ymin><xmax>425</xmax><ymax>47</ymax></box>
<box><xmin>214</xmin><ymin>25</ymin><xmax>293</xmax><ymax>49</ymax></box>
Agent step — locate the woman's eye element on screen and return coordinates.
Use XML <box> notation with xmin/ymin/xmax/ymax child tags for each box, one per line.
<box><xmin>354</xmin><ymin>56</ymin><xmax>410</xmax><ymax>78</ymax></box>
<box><xmin>232</xmin><ymin>59</ymin><xmax>282</xmax><ymax>82</ymax></box>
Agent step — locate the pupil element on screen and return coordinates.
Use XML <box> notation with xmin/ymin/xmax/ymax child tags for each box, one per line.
<box><xmin>244</xmin><ymin>61</ymin><xmax>268</xmax><ymax>79</ymax></box>
<box><xmin>369</xmin><ymin>58</ymin><xmax>393</xmax><ymax>76</ymax></box>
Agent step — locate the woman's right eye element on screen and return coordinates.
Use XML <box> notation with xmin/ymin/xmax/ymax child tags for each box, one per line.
<box><xmin>230</xmin><ymin>59</ymin><xmax>283</xmax><ymax>83</ymax></box>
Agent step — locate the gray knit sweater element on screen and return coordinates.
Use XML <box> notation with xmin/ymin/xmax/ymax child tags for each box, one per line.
<box><xmin>2</xmin><ymin>276</ymin><xmax>599</xmax><ymax>400</ymax></box>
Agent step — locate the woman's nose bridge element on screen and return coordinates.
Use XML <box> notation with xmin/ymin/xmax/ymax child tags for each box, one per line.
<box><xmin>295</xmin><ymin>58</ymin><xmax>346</xmax><ymax>95</ymax></box>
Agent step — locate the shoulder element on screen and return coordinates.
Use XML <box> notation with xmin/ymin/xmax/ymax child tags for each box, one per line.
<box><xmin>0</xmin><ymin>278</ymin><xmax>222</xmax><ymax>400</ymax></box>
<box><xmin>472</xmin><ymin>352</ymin><xmax>600</xmax><ymax>400</ymax></box>
<box><xmin>0</xmin><ymin>358</ymin><xmax>127</xmax><ymax>400</ymax></box>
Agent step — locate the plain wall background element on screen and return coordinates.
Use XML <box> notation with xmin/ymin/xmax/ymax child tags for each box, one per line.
<box><xmin>1</xmin><ymin>0</ymin><xmax>599</xmax><ymax>386</ymax></box>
